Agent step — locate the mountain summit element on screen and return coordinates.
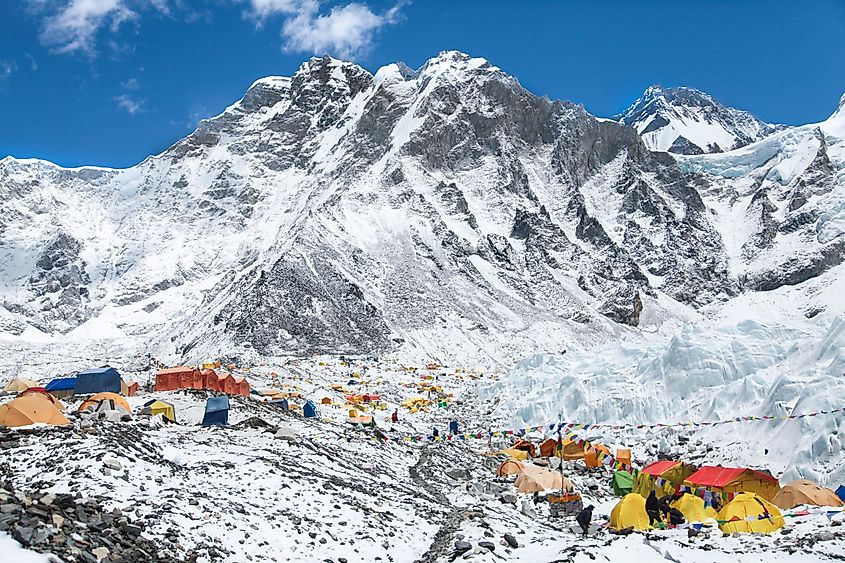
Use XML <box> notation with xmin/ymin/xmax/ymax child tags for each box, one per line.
<box><xmin>617</xmin><ymin>85</ymin><xmax>785</xmax><ymax>154</ymax></box>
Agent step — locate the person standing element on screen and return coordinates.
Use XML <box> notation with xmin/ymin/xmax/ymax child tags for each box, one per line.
<box><xmin>576</xmin><ymin>505</ymin><xmax>594</xmax><ymax>537</ymax></box>
<box><xmin>646</xmin><ymin>491</ymin><xmax>660</xmax><ymax>525</ymax></box>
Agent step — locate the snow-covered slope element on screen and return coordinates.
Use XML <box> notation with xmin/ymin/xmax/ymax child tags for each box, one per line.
<box><xmin>618</xmin><ymin>85</ymin><xmax>785</xmax><ymax>154</ymax></box>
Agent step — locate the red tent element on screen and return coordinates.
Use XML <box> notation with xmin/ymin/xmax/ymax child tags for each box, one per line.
<box><xmin>362</xmin><ymin>393</ymin><xmax>380</xmax><ymax>402</ymax></box>
<box><xmin>237</xmin><ymin>378</ymin><xmax>250</xmax><ymax>397</ymax></box>
<box><xmin>127</xmin><ymin>382</ymin><xmax>139</xmax><ymax>396</ymax></box>
<box><xmin>684</xmin><ymin>466</ymin><xmax>777</xmax><ymax>487</ymax></box>
<box><xmin>201</xmin><ymin>369</ymin><xmax>218</xmax><ymax>390</ymax></box>
<box><xmin>641</xmin><ymin>460</ymin><xmax>683</xmax><ymax>477</ymax></box>
<box><xmin>156</xmin><ymin>367</ymin><xmax>199</xmax><ymax>391</ymax></box>
<box><xmin>222</xmin><ymin>374</ymin><xmax>238</xmax><ymax>395</ymax></box>
<box><xmin>192</xmin><ymin>370</ymin><xmax>204</xmax><ymax>389</ymax></box>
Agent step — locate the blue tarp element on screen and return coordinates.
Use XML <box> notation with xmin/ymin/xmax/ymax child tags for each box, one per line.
<box><xmin>837</xmin><ymin>485</ymin><xmax>845</xmax><ymax>502</ymax></box>
<box><xmin>45</xmin><ymin>377</ymin><xmax>77</xmax><ymax>391</ymax></box>
<box><xmin>268</xmin><ymin>398</ymin><xmax>289</xmax><ymax>411</ymax></box>
<box><xmin>202</xmin><ymin>396</ymin><xmax>230</xmax><ymax>426</ymax></box>
<box><xmin>74</xmin><ymin>366</ymin><xmax>121</xmax><ymax>394</ymax></box>
<box><xmin>303</xmin><ymin>400</ymin><xmax>317</xmax><ymax>418</ymax></box>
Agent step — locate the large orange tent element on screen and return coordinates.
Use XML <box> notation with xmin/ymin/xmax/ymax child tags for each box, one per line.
<box><xmin>79</xmin><ymin>392</ymin><xmax>132</xmax><ymax>415</ymax></box>
<box><xmin>514</xmin><ymin>465</ymin><xmax>572</xmax><ymax>493</ymax></box>
<box><xmin>0</xmin><ymin>393</ymin><xmax>70</xmax><ymax>427</ymax></box>
<box><xmin>156</xmin><ymin>367</ymin><xmax>198</xmax><ymax>391</ymax></box>
<box><xmin>772</xmin><ymin>480</ymin><xmax>843</xmax><ymax>509</ymax></box>
<box><xmin>19</xmin><ymin>388</ymin><xmax>65</xmax><ymax>410</ymax></box>
<box><xmin>496</xmin><ymin>460</ymin><xmax>525</xmax><ymax>477</ymax></box>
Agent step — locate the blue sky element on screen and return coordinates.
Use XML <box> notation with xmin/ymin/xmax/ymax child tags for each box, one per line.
<box><xmin>1</xmin><ymin>0</ymin><xmax>843</xmax><ymax>168</ymax></box>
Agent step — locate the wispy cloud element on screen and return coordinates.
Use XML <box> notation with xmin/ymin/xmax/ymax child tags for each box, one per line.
<box><xmin>27</xmin><ymin>0</ymin><xmax>170</xmax><ymax>56</ymax></box>
<box><xmin>121</xmin><ymin>76</ymin><xmax>141</xmax><ymax>90</ymax></box>
<box><xmin>0</xmin><ymin>60</ymin><xmax>17</xmax><ymax>81</ymax></box>
<box><xmin>245</xmin><ymin>0</ymin><xmax>404</xmax><ymax>59</ymax></box>
<box><xmin>114</xmin><ymin>93</ymin><xmax>144</xmax><ymax>114</ymax></box>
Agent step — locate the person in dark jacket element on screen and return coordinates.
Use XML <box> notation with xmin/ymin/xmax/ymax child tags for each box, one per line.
<box><xmin>668</xmin><ymin>508</ymin><xmax>685</xmax><ymax>525</ymax></box>
<box><xmin>646</xmin><ymin>491</ymin><xmax>660</xmax><ymax>525</ymax></box>
<box><xmin>432</xmin><ymin>427</ymin><xmax>439</xmax><ymax>438</ymax></box>
<box><xmin>576</xmin><ymin>505</ymin><xmax>593</xmax><ymax>537</ymax></box>
<box><xmin>391</xmin><ymin>409</ymin><xmax>399</xmax><ymax>424</ymax></box>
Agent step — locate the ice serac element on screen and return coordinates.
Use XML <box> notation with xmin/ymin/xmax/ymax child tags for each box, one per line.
<box><xmin>618</xmin><ymin>85</ymin><xmax>785</xmax><ymax>155</ymax></box>
<box><xmin>0</xmin><ymin>55</ymin><xmax>841</xmax><ymax>367</ymax></box>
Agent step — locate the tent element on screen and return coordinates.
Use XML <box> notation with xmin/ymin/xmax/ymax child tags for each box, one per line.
<box><xmin>772</xmin><ymin>480</ymin><xmax>844</xmax><ymax>509</ymax></box>
<box><xmin>616</xmin><ymin>448</ymin><xmax>632</xmax><ymax>466</ymax></box>
<box><xmin>222</xmin><ymin>375</ymin><xmax>239</xmax><ymax>395</ymax></box>
<box><xmin>539</xmin><ymin>438</ymin><xmax>586</xmax><ymax>460</ymax></box>
<box><xmin>496</xmin><ymin>460</ymin><xmax>525</xmax><ymax>477</ymax></box>
<box><xmin>235</xmin><ymin>377</ymin><xmax>251</xmax><ymax>397</ymax></box>
<box><xmin>0</xmin><ymin>393</ymin><xmax>70</xmax><ymax>427</ymax></box>
<box><xmin>4</xmin><ymin>378</ymin><xmax>39</xmax><ymax>394</ymax></box>
<box><xmin>269</xmin><ymin>398</ymin><xmax>289</xmax><ymax>411</ymax></box>
<box><xmin>612</xmin><ymin>470</ymin><xmax>634</xmax><ymax>496</ymax></box>
<box><xmin>683</xmin><ymin>466</ymin><xmax>780</xmax><ymax>501</ymax></box>
<box><xmin>514</xmin><ymin>465</ymin><xmax>571</xmax><ymax>493</ymax></box>
<box><xmin>44</xmin><ymin>378</ymin><xmax>76</xmax><ymax>399</ymax></box>
<box><xmin>75</xmin><ymin>367</ymin><xmax>121</xmax><ymax>394</ymax></box>
<box><xmin>671</xmin><ymin>493</ymin><xmax>718</xmax><ymax>523</ymax></box>
<box><xmin>539</xmin><ymin>438</ymin><xmax>558</xmax><ymax>458</ymax></box>
<box><xmin>610</xmin><ymin>493</ymin><xmax>651</xmax><ymax>531</ymax></box>
<box><xmin>155</xmin><ymin>367</ymin><xmax>199</xmax><ymax>392</ymax></box>
<box><xmin>20</xmin><ymin>388</ymin><xmax>64</xmax><ymax>410</ymax></box>
<box><xmin>202</xmin><ymin>396</ymin><xmax>229</xmax><ymax>426</ymax></box>
<box><xmin>348</xmin><ymin>415</ymin><xmax>374</xmax><ymax>426</ymax></box>
<box><xmin>79</xmin><ymin>392</ymin><xmax>132</xmax><ymax>415</ymax></box>
<box><xmin>143</xmin><ymin>399</ymin><xmax>176</xmax><ymax>423</ymax></box>
<box><xmin>837</xmin><ymin>485</ymin><xmax>845</xmax><ymax>502</ymax></box>
<box><xmin>321</xmin><ymin>397</ymin><xmax>333</xmax><ymax>405</ymax></box>
<box><xmin>717</xmin><ymin>493</ymin><xmax>784</xmax><ymax>534</ymax></box>
<box><xmin>634</xmin><ymin>460</ymin><xmax>697</xmax><ymax>498</ymax></box>
<box><xmin>202</xmin><ymin>369</ymin><xmax>219</xmax><ymax>391</ymax></box>
<box><xmin>512</xmin><ymin>439</ymin><xmax>537</xmax><ymax>458</ymax></box>
<box><xmin>584</xmin><ymin>444</ymin><xmax>611</xmax><ymax>468</ymax></box>
<box><xmin>126</xmin><ymin>382</ymin><xmax>139</xmax><ymax>396</ymax></box>
<box><xmin>497</xmin><ymin>447</ymin><xmax>529</xmax><ymax>461</ymax></box>
<box><xmin>303</xmin><ymin>400</ymin><xmax>317</xmax><ymax>418</ymax></box>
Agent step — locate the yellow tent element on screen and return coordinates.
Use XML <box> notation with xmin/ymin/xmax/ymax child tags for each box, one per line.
<box><xmin>496</xmin><ymin>460</ymin><xmax>524</xmax><ymax>477</ymax></box>
<box><xmin>146</xmin><ymin>400</ymin><xmax>176</xmax><ymax>422</ymax></box>
<box><xmin>0</xmin><ymin>393</ymin><xmax>70</xmax><ymax>427</ymax></box>
<box><xmin>772</xmin><ymin>480</ymin><xmax>844</xmax><ymax>509</ymax></box>
<box><xmin>634</xmin><ymin>461</ymin><xmax>697</xmax><ymax>498</ymax></box>
<box><xmin>670</xmin><ymin>493</ymin><xmax>718</xmax><ymax>523</ymax></box>
<box><xmin>610</xmin><ymin>493</ymin><xmax>651</xmax><ymax>531</ymax></box>
<box><xmin>718</xmin><ymin>493</ymin><xmax>785</xmax><ymax>534</ymax></box>
<box><xmin>79</xmin><ymin>392</ymin><xmax>132</xmax><ymax>415</ymax></box>
<box><xmin>498</xmin><ymin>447</ymin><xmax>529</xmax><ymax>461</ymax></box>
<box><xmin>3</xmin><ymin>378</ymin><xmax>39</xmax><ymax>394</ymax></box>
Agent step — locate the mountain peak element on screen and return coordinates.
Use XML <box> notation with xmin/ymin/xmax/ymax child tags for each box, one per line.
<box><xmin>618</xmin><ymin>85</ymin><xmax>783</xmax><ymax>154</ymax></box>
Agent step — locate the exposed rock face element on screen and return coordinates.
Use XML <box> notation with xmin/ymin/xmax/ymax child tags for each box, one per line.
<box><xmin>0</xmin><ymin>52</ymin><xmax>843</xmax><ymax>364</ymax></box>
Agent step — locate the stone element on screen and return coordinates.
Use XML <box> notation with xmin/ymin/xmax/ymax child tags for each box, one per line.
<box><xmin>92</xmin><ymin>546</ymin><xmax>110</xmax><ymax>561</ymax></box>
<box><xmin>503</xmin><ymin>533</ymin><xmax>518</xmax><ymax>548</ymax></box>
<box><xmin>454</xmin><ymin>541</ymin><xmax>472</xmax><ymax>555</ymax></box>
<box><xmin>103</xmin><ymin>458</ymin><xmax>122</xmax><ymax>471</ymax></box>
<box><xmin>478</xmin><ymin>541</ymin><xmax>495</xmax><ymax>552</ymax></box>
<box><xmin>498</xmin><ymin>492</ymin><xmax>517</xmax><ymax>505</ymax></box>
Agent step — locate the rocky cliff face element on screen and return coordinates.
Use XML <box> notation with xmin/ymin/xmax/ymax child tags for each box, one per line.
<box><xmin>0</xmin><ymin>52</ymin><xmax>842</xmax><ymax>365</ymax></box>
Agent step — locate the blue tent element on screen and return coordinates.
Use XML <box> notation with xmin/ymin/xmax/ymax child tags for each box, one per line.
<box><xmin>202</xmin><ymin>396</ymin><xmax>229</xmax><ymax>427</ymax></box>
<box><xmin>837</xmin><ymin>485</ymin><xmax>845</xmax><ymax>502</ymax></box>
<box><xmin>45</xmin><ymin>378</ymin><xmax>76</xmax><ymax>392</ymax></box>
<box><xmin>74</xmin><ymin>366</ymin><xmax>121</xmax><ymax>394</ymax></box>
<box><xmin>303</xmin><ymin>400</ymin><xmax>317</xmax><ymax>418</ymax></box>
<box><xmin>449</xmin><ymin>420</ymin><xmax>459</xmax><ymax>435</ymax></box>
<box><xmin>268</xmin><ymin>398</ymin><xmax>289</xmax><ymax>411</ymax></box>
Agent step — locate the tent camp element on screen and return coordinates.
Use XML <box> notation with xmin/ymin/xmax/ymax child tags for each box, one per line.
<box><xmin>610</xmin><ymin>493</ymin><xmax>651</xmax><ymax>531</ymax></box>
<box><xmin>4</xmin><ymin>378</ymin><xmax>39</xmax><ymax>394</ymax></box>
<box><xmin>717</xmin><ymin>493</ymin><xmax>784</xmax><ymax>534</ymax></box>
<box><xmin>303</xmin><ymin>400</ymin><xmax>317</xmax><ymax>418</ymax></box>
<box><xmin>44</xmin><ymin>377</ymin><xmax>76</xmax><ymax>399</ymax></box>
<box><xmin>75</xmin><ymin>367</ymin><xmax>122</xmax><ymax>394</ymax></box>
<box><xmin>584</xmin><ymin>444</ymin><xmax>611</xmax><ymax>468</ymax></box>
<box><xmin>143</xmin><ymin>399</ymin><xmax>176</xmax><ymax>423</ymax></box>
<box><xmin>772</xmin><ymin>480</ymin><xmax>843</xmax><ymax>509</ymax></box>
<box><xmin>612</xmin><ymin>470</ymin><xmax>634</xmax><ymax>496</ymax></box>
<box><xmin>0</xmin><ymin>393</ymin><xmax>70</xmax><ymax>427</ymax></box>
<box><xmin>633</xmin><ymin>460</ymin><xmax>697</xmax><ymax>498</ymax></box>
<box><xmin>496</xmin><ymin>460</ymin><xmax>524</xmax><ymax>477</ymax></box>
<box><xmin>670</xmin><ymin>493</ymin><xmax>718</xmax><ymax>523</ymax></box>
<box><xmin>79</xmin><ymin>392</ymin><xmax>132</xmax><ymax>415</ymax></box>
<box><xmin>202</xmin><ymin>396</ymin><xmax>229</xmax><ymax>426</ymax></box>
<box><xmin>683</xmin><ymin>466</ymin><xmax>780</xmax><ymax>501</ymax></box>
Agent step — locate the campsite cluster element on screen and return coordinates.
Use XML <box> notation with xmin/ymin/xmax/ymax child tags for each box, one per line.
<box><xmin>2</xmin><ymin>356</ymin><xmax>845</xmax><ymax>562</ymax></box>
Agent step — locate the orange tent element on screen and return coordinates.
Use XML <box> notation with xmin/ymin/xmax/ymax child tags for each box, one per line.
<box><xmin>0</xmin><ymin>393</ymin><xmax>70</xmax><ymax>427</ymax></box>
<box><xmin>237</xmin><ymin>378</ymin><xmax>250</xmax><ymax>397</ymax></box>
<box><xmin>772</xmin><ymin>480</ymin><xmax>844</xmax><ymax>509</ymax></box>
<box><xmin>616</xmin><ymin>448</ymin><xmax>632</xmax><ymax>466</ymax></box>
<box><xmin>201</xmin><ymin>369</ymin><xmax>218</xmax><ymax>391</ymax></box>
<box><xmin>512</xmin><ymin>439</ymin><xmax>537</xmax><ymax>458</ymax></box>
<box><xmin>19</xmin><ymin>388</ymin><xmax>64</xmax><ymax>410</ymax></box>
<box><xmin>127</xmin><ymin>382</ymin><xmax>139</xmax><ymax>396</ymax></box>
<box><xmin>321</xmin><ymin>397</ymin><xmax>333</xmax><ymax>405</ymax></box>
<box><xmin>540</xmin><ymin>438</ymin><xmax>559</xmax><ymax>458</ymax></box>
<box><xmin>192</xmin><ymin>370</ymin><xmax>204</xmax><ymax>389</ymax></box>
<box><xmin>496</xmin><ymin>460</ymin><xmax>525</xmax><ymax>477</ymax></box>
<box><xmin>584</xmin><ymin>444</ymin><xmax>611</xmax><ymax>468</ymax></box>
<box><xmin>222</xmin><ymin>374</ymin><xmax>239</xmax><ymax>395</ymax></box>
<box><xmin>156</xmin><ymin>367</ymin><xmax>199</xmax><ymax>391</ymax></box>
<box><xmin>79</xmin><ymin>392</ymin><xmax>132</xmax><ymax>415</ymax></box>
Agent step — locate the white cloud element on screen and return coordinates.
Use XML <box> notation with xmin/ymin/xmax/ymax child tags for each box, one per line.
<box><xmin>246</xmin><ymin>0</ymin><xmax>402</xmax><ymax>59</ymax></box>
<box><xmin>29</xmin><ymin>0</ymin><xmax>170</xmax><ymax>56</ymax></box>
<box><xmin>121</xmin><ymin>77</ymin><xmax>141</xmax><ymax>89</ymax></box>
<box><xmin>0</xmin><ymin>60</ymin><xmax>17</xmax><ymax>81</ymax></box>
<box><xmin>114</xmin><ymin>93</ymin><xmax>144</xmax><ymax>114</ymax></box>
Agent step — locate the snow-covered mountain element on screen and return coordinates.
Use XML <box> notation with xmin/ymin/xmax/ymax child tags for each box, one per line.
<box><xmin>0</xmin><ymin>52</ymin><xmax>842</xmax><ymax>370</ymax></box>
<box><xmin>618</xmin><ymin>85</ymin><xmax>785</xmax><ymax>155</ymax></box>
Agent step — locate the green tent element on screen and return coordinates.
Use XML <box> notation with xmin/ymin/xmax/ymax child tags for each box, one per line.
<box><xmin>612</xmin><ymin>470</ymin><xmax>634</xmax><ymax>496</ymax></box>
